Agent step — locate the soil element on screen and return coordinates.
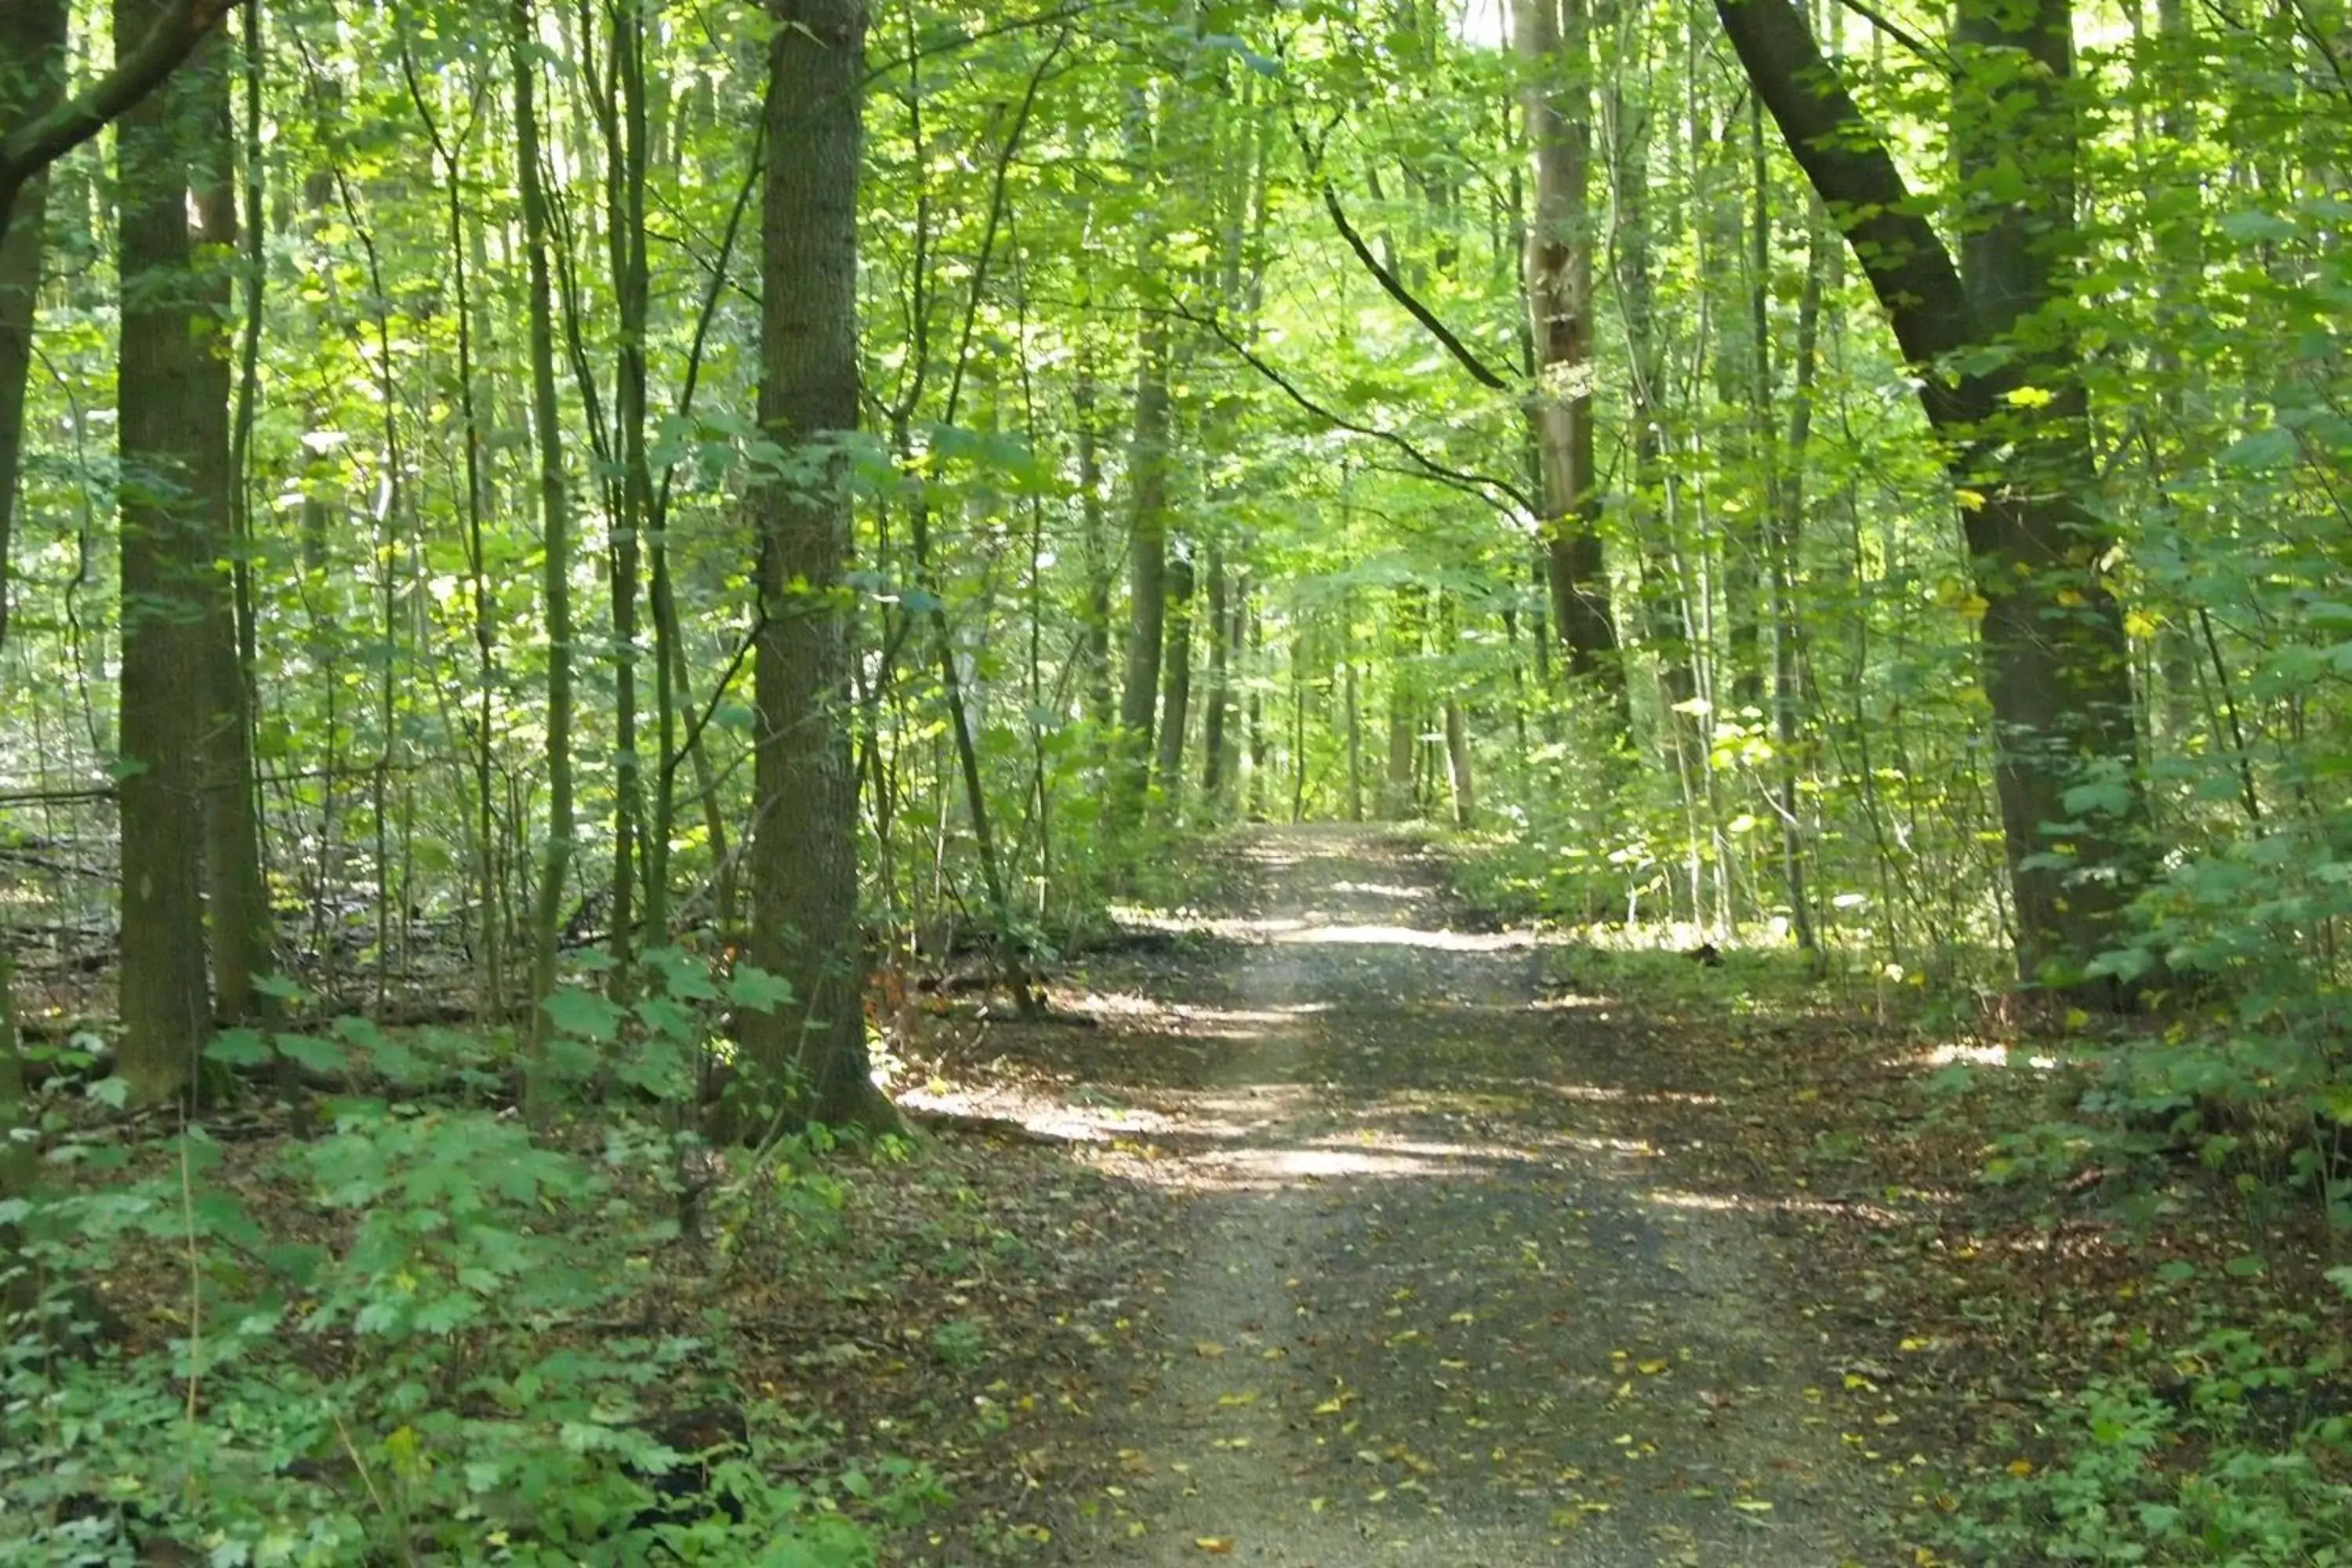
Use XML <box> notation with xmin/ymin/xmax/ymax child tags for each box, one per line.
<box><xmin>907</xmin><ymin>825</ymin><xmax>1900</xmax><ymax>1566</ymax></box>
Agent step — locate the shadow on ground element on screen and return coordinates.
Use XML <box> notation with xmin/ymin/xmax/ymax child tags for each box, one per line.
<box><xmin>909</xmin><ymin>825</ymin><xmax>1893</xmax><ymax>1566</ymax></box>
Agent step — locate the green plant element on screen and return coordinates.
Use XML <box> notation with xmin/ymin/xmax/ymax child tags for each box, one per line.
<box><xmin>0</xmin><ymin>1036</ymin><xmax>931</xmax><ymax>1564</ymax></box>
<box><xmin>1942</xmin><ymin>1320</ymin><xmax>2352</xmax><ymax>1565</ymax></box>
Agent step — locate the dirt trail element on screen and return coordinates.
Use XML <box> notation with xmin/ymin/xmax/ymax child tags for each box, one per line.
<box><xmin>1069</xmin><ymin>826</ymin><xmax>1872</xmax><ymax>1567</ymax></box>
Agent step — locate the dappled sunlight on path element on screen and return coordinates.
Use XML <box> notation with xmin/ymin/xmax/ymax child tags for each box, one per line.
<box><xmin>1040</xmin><ymin>826</ymin><xmax>1873</xmax><ymax>1566</ymax></box>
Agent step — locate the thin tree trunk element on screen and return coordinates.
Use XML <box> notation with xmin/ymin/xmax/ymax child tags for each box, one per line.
<box><xmin>510</xmin><ymin>0</ymin><xmax>575</xmax><ymax>1102</ymax></box>
<box><xmin>192</xmin><ymin>24</ymin><xmax>270</xmax><ymax>1027</ymax></box>
<box><xmin>0</xmin><ymin>0</ymin><xmax>69</xmax><ymax>1276</ymax></box>
<box><xmin>1772</xmin><ymin>201</ymin><xmax>1828</xmax><ymax>955</ymax></box>
<box><xmin>1074</xmin><ymin>357</ymin><xmax>1114</xmax><ymax>737</ymax></box>
<box><xmin>1117</xmin><ymin>320</ymin><xmax>1171</xmax><ymax>822</ymax></box>
<box><xmin>602</xmin><ymin>0</ymin><xmax>652</xmax><ymax>989</ymax></box>
<box><xmin>1440</xmin><ymin>597</ymin><xmax>1476</xmax><ymax>826</ymax></box>
<box><xmin>1202</xmin><ymin>543</ymin><xmax>1231</xmax><ymax>801</ymax></box>
<box><xmin>1154</xmin><ymin>549</ymin><xmax>1195</xmax><ymax>808</ymax></box>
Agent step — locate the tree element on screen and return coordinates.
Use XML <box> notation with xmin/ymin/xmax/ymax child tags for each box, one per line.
<box><xmin>1715</xmin><ymin>0</ymin><xmax>2150</xmax><ymax>992</ymax></box>
<box><xmin>738</xmin><ymin>0</ymin><xmax>893</xmax><ymax>1134</ymax></box>
<box><xmin>1515</xmin><ymin>0</ymin><xmax>1623</xmax><ymax>710</ymax></box>
<box><xmin>0</xmin><ymin>0</ymin><xmax>241</xmax><ymax>247</ymax></box>
<box><xmin>510</xmin><ymin>0</ymin><xmax>576</xmax><ymax>1104</ymax></box>
<box><xmin>114</xmin><ymin>0</ymin><xmax>223</xmax><ymax>1103</ymax></box>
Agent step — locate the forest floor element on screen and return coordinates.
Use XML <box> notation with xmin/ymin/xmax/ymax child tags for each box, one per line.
<box><xmin>45</xmin><ymin>825</ymin><xmax>2329</xmax><ymax>1564</ymax></box>
<box><xmin>896</xmin><ymin>825</ymin><xmax>1930</xmax><ymax>1566</ymax></box>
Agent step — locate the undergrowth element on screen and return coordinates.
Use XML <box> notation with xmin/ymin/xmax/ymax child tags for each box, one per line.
<box><xmin>0</xmin><ymin>948</ymin><xmax>942</xmax><ymax>1565</ymax></box>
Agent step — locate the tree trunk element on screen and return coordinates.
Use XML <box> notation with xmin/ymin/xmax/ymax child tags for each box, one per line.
<box><xmin>114</xmin><ymin>0</ymin><xmax>216</xmax><ymax>1105</ymax></box>
<box><xmin>0</xmin><ymin>0</ymin><xmax>69</xmax><ymax>1287</ymax></box>
<box><xmin>1440</xmin><ymin>597</ymin><xmax>1475</xmax><ymax>826</ymax></box>
<box><xmin>1202</xmin><ymin>543</ymin><xmax>1231</xmax><ymax>801</ymax></box>
<box><xmin>1717</xmin><ymin>0</ymin><xmax>2150</xmax><ymax>993</ymax></box>
<box><xmin>603</xmin><ymin>0</ymin><xmax>652</xmax><ymax>988</ymax></box>
<box><xmin>510</xmin><ymin>0</ymin><xmax>575</xmax><ymax>1109</ymax></box>
<box><xmin>191</xmin><ymin>29</ymin><xmax>270</xmax><ymax>1026</ymax></box>
<box><xmin>1074</xmin><ymin>358</ymin><xmax>1114</xmax><ymax>737</ymax></box>
<box><xmin>1117</xmin><ymin>319</ymin><xmax>1171</xmax><ymax>819</ymax></box>
<box><xmin>1515</xmin><ymin>0</ymin><xmax>1623</xmax><ymax>713</ymax></box>
<box><xmin>739</xmin><ymin>0</ymin><xmax>892</xmax><ymax>1132</ymax></box>
<box><xmin>1154</xmin><ymin>547</ymin><xmax>1195</xmax><ymax>808</ymax></box>
<box><xmin>1383</xmin><ymin>586</ymin><xmax>1419</xmax><ymax>818</ymax></box>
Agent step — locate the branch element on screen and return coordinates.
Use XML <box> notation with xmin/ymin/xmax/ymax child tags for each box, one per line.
<box><xmin>862</xmin><ymin>1</ymin><xmax>1109</xmax><ymax>85</ymax></box>
<box><xmin>1823</xmin><ymin>0</ymin><xmax>1946</xmax><ymax>70</ymax></box>
<box><xmin>1316</xmin><ymin>180</ymin><xmax>1515</xmax><ymax>391</ymax></box>
<box><xmin>0</xmin><ymin>0</ymin><xmax>243</xmax><ymax>245</ymax></box>
<box><xmin>1713</xmin><ymin>0</ymin><xmax>1989</xmax><ymax>434</ymax></box>
<box><xmin>1287</xmin><ymin>110</ymin><xmax>1515</xmax><ymax>393</ymax></box>
<box><xmin>1168</xmin><ymin>298</ymin><xmax>1534</xmax><ymax>517</ymax></box>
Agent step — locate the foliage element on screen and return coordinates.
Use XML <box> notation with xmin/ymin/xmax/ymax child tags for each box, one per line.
<box><xmin>0</xmin><ymin>978</ymin><xmax>935</xmax><ymax>1563</ymax></box>
<box><xmin>1942</xmin><ymin>1319</ymin><xmax>2352</xmax><ymax>1566</ymax></box>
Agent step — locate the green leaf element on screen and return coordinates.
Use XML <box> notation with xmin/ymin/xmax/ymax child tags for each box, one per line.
<box><xmin>2217</xmin><ymin>426</ymin><xmax>2296</xmax><ymax>470</ymax></box>
<box><xmin>2217</xmin><ymin>208</ymin><xmax>2296</xmax><ymax>243</ymax></box>
<box><xmin>205</xmin><ymin>1028</ymin><xmax>275</xmax><ymax>1067</ymax></box>
<box><xmin>729</xmin><ymin>966</ymin><xmax>796</xmax><ymax>1013</ymax></box>
<box><xmin>278</xmin><ymin>1033</ymin><xmax>350</xmax><ymax>1075</ymax></box>
<box><xmin>543</xmin><ymin>986</ymin><xmax>623</xmax><ymax>1044</ymax></box>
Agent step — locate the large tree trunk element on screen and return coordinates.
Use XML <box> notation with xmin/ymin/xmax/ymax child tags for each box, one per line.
<box><xmin>1515</xmin><ymin>0</ymin><xmax>1623</xmax><ymax>714</ymax></box>
<box><xmin>114</xmin><ymin>0</ymin><xmax>216</xmax><ymax>1105</ymax></box>
<box><xmin>1716</xmin><ymin>0</ymin><xmax>2150</xmax><ymax>993</ymax></box>
<box><xmin>739</xmin><ymin>0</ymin><xmax>892</xmax><ymax>1132</ymax></box>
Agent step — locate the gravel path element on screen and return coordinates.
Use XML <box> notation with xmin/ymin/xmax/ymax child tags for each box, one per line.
<box><xmin>1076</xmin><ymin>826</ymin><xmax>1873</xmax><ymax>1567</ymax></box>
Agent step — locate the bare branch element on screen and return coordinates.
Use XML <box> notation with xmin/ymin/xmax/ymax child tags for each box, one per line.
<box><xmin>1168</xmin><ymin>298</ymin><xmax>1535</xmax><ymax>518</ymax></box>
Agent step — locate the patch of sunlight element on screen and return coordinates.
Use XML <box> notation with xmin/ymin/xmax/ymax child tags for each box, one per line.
<box><xmin>1187</xmin><ymin>1145</ymin><xmax>1494</xmax><ymax>1185</ymax></box>
<box><xmin>1076</xmin><ymin>991</ymin><xmax>1166</xmax><ymax>1018</ymax></box>
<box><xmin>1158</xmin><ymin>1004</ymin><xmax>1294</xmax><ymax>1042</ymax></box>
<box><xmin>1378</xmin><ymin>1088</ymin><xmax>1550</xmax><ymax>1115</ymax></box>
<box><xmin>1274</xmin><ymin>923</ymin><xmax>1534</xmax><ymax>953</ymax></box>
<box><xmin>1305</xmin><ymin>1131</ymin><xmax>1537</xmax><ymax>1164</ymax></box>
<box><xmin>1899</xmin><ymin>1042</ymin><xmax>2060</xmax><ymax>1071</ymax></box>
<box><xmin>898</xmin><ymin>1088</ymin><xmax>1185</xmax><ymax>1145</ymax></box>
<box><xmin>1645</xmin><ymin>1188</ymin><xmax>1916</xmax><ymax>1225</ymax></box>
<box><xmin>1528</xmin><ymin>993</ymin><xmax>1606</xmax><ymax>1011</ymax></box>
<box><xmin>1326</xmin><ymin>880</ymin><xmax>1437</xmax><ymax>899</ymax></box>
<box><xmin>1186</xmin><ymin>1083</ymin><xmax>1321</xmax><ymax>1126</ymax></box>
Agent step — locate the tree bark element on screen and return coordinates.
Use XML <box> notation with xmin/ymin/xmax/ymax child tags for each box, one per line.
<box><xmin>1716</xmin><ymin>0</ymin><xmax>2150</xmax><ymax>992</ymax></box>
<box><xmin>1515</xmin><ymin>0</ymin><xmax>1623</xmax><ymax>713</ymax></box>
<box><xmin>114</xmin><ymin>0</ymin><xmax>217</xmax><ymax>1105</ymax></box>
<box><xmin>1154</xmin><ymin>546</ymin><xmax>1195</xmax><ymax>808</ymax></box>
<box><xmin>1117</xmin><ymin>318</ymin><xmax>1171</xmax><ymax>820</ymax></box>
<box><xmin>190</xmin><ymin>27</ymin><xmax>270</xmax><ymax>1026</ymax></box>
<box><xmin>0</xmin><ymin>0</ymin><xmax>238</xmax><ymax>248</ymax></box>
<box><xmin>739</xmin><ymin>0</ymin><xmax>892</xmax><ymax>1133</ymax></box>
<box><xmin>0</xmin><ymin>0</ymin><xmax>70</xmax><ymax>1284</ymax></box>
<box><xmin>510</xmin><ymin>0</ymin><xmax>575</xmax><ymax>1111</ymax></box>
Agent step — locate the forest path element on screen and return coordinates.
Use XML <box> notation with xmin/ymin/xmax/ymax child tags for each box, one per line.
<box><xmin>1060</xmin><ymin>826</ymin><xmax>1875</xmax><ymax>1567</ymax></box>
